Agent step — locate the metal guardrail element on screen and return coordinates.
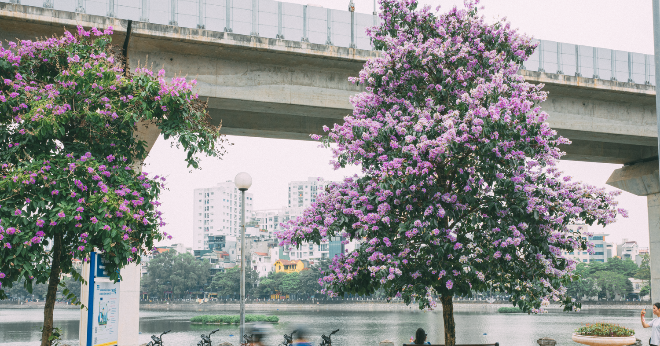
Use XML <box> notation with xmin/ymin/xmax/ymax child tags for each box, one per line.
<box><xmin>4</xmin><ymin>0</ymin><xmax>378</xmax><ymax>50</ymax></box>
<box><xmin>525</xmin><ymin>39</ymin><xmax>654</xmax><ymax>85</ymax></box>
<box><xmin>2</xmin><ymin>0</ymin><xmax>654</xmax><ymax>86</ymax></box>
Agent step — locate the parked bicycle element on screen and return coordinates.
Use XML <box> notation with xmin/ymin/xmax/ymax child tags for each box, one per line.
<box><xmin>279</xmin><ymin>330</ymin><xmax>297</xmax><ymax>346</ymax></box>
<box><xmin>319</xmin><ymin>329</ymin><xmax>339</xmax><ymax>346</ymax></box>
<box><xmin>146</xmin><ymin>330</ymin><xmax>171</xmax><ymax>346</ymax></box>
<box><xmin>197</xmin><ymin>328</ymin><xmax>219</xmax><ymax>346</ymax></box>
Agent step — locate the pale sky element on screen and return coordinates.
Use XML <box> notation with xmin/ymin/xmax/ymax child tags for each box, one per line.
<box><xmin>144</xmin><ymin>0</ymin><xmax>655</xmax><ymax>249</ymax></box>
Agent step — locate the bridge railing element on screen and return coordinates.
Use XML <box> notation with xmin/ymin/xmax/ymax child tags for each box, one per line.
<box><xmin>2</xmin><ymin>0</ymin><xmax>654</xmax><ymax>86</ymax></box>
<box><xmin>524</xmin><ymin>39</ymin><xmax>654</xmax><ymax>86</ymax></box>
<box><xmin>4</xmin><ymin>0</ymin><xmax>378</xmax><ymax>50</ymax></box>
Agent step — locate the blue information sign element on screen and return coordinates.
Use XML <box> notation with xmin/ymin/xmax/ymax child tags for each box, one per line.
<box><xmin>94</xmin><ymin>254</ymin><xmax>111</xmax><ymax>278</ymax></box>
<box><xmin>86</xmin><ymin>252</ymin><xmax>120</xmax><ymax>346</ymax></box>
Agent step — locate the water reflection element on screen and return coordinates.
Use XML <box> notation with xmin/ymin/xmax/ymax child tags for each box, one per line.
<box><xmin>0</xmin><ymin>307</ymin><xmax>652</xmax><ymax>346</ymax></box>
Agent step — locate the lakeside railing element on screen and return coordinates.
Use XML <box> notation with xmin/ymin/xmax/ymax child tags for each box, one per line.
<box><xmin>2</xmin><ymin>0</ymin><xmax>654</xmax><ymax>86</ymax></box>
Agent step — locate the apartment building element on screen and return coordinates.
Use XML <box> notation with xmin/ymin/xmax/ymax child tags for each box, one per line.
<box><xmin>288</xmin><ymin>177</ymin><xmax>332</xmax><ymax>208</ymax></box>
<box><xmin>192</xmin><ymin>181</ymin><xmax>254</xmax><ymax>251</ymax></box>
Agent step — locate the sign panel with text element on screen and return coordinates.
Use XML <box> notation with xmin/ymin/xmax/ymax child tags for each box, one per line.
<box><xmin>91</xmin><ymin>281</ymin><xmax>119</xmax><ymax>346</ymax></box>
<box><xmin>85</xmin><ymin>252</ymin><xmax>121</xmax><ymax>346</ymax></box>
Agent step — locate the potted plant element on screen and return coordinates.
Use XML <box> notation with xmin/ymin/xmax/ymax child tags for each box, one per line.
<box><xmin>572</xmin><ymin>323</ymin><xmax>636</xmax><ymax>346</ymax></box>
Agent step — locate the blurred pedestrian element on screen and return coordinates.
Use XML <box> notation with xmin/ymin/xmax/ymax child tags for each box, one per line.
<box><xmin>246</xmin><ymin>322</ymin><xmax>272</xmax><ymax>346</ymax></box>
<box><xmin>641</xmin><ymin>303</ymin><xmax>660</xmax><ymax>346</ymax></box>
<box><xmin>410</xmin><ymin>328</ymin><xmax>431</xmax><ymax>345</ymax></box>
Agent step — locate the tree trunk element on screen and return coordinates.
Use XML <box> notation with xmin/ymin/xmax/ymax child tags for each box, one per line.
<box><xmin>41</xmin><ymin>234</ymin><xmax>62</xmax><ymax>346</ymax></box>
<box><xmin>441</xmin><ymin>294</ymin><xmax>456</xmax><ymax>346</ymax></box>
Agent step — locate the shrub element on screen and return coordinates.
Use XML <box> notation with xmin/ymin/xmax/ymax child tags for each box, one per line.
<box><xmin>575</xmin><ymin>323</ymin><xmax>635</xmax><ymax>337</ymax></box>
<box><xmin>190</xmin><ymin>314</ymin><xmax>279</xmax><ymax>324</ymax></box>
<box><xmin>497</xmin><ymin>307</ymin><xmax>523</xmax><ymax>313</ymax></box>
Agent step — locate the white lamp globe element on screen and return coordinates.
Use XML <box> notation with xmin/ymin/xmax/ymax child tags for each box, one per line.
<box><xmin>234</xmin><ymin>172</ymin><xmax>252</xmax><ymax>190</ymax></box>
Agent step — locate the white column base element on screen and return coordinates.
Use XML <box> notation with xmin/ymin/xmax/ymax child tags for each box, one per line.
<box><xmin>118</xmin><ymin>263</ymin><xmax>141</xmax><ymax>346</ymax></box>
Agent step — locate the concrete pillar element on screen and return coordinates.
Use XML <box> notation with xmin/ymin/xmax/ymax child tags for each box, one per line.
<box><xmin>607</xmin><ymin>160</ymin><xmax>660</xmax><ymax>303</ymax></box>
<box><xmin>649</xmin><ymin>193</ymin><xmax>660</xmax><ymax>303</ymax></box>
<box><xmin>78</xmin><ymin>261</ymin><xmax>90</xmax><ymax>345</ymax></box>
<box><xmin>118</xmin><ymin>264</ymin><xmax>141</xmax><ymax>346</ymax></box>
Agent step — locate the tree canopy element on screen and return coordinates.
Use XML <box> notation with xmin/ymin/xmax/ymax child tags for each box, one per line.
<box><xmin>141</xmin><ymin>250</ymin><xmax>211</xmax><ymax>298</ymax></box>
<box><xmin>0</xmin><ymin>25</ymin><xmax>226</xmax><ymax>345</ymax></box>
<box><xmin>208</xmin><ymin>266</ymin><xmax>259</xmax><ymax>297</ymax></box>
<box><xmin>277</xmin><ymin>0</ymin><xmax>623</xmax><ymax>344</ymax></box>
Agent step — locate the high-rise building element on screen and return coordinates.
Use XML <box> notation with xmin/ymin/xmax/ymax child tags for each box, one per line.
<box><xmin>288</xmin><ymin>177</ymin><xmax>331</xmax><ymax>208</ymax></box>
<box><xmin>192</xmin><ymin>181</ymin><xmax>254</xmax><ymax>251</ymax></box>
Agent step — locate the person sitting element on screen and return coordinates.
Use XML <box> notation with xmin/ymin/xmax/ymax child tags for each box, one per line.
<box><xmin>411</xmin><ymin>328</ymin><xmax>431</xmax><ymax>345</ymax></box>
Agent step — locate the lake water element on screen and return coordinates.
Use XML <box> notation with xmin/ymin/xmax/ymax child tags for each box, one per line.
<box><xmin>0</xmin><ymin>307</ymin><xmax>652</xmax><ymax>345</ymax></box>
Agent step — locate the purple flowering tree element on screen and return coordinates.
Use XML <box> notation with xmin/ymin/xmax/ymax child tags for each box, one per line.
<box><xmin>0</xmin><ymin>27</ymin><xmax>226</xmax><ymax>345</ymax></box>
<box><xmin>277</xmin><ymin>1</ymin><xmax>624</xmax><ymax>344</ymax></box>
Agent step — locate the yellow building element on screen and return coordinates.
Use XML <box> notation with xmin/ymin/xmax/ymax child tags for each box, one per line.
<box><xmin>274</xmin><ymin>259</ymin><xmax>309</xmax><ymax>273</ymax></box>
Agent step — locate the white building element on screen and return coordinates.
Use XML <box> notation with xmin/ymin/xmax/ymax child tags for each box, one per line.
<box><xmin>288</xmin><ymin>177</ymin><xmax>332</xmax><ymax>208</ymax></box>
<box><xmin>618</xmin><ymin>239</ymin><xmax>640</xmax><ymax>261</ymax></box>
<box><xmin>192</xmin><ymin>181</ymin><xmax>254</xmax><ymax>251</ymax></box>
<box><xmin>563</xmin><ymin>224</ymin><xmax>613</xmax><ymax>263</ymax></box>
<box><xmin>252</xmin><ymin>206</ymin><xmax>333</xmax><ymax>262</ymax></box>
<box><xmin>252</xmin><ymin>207</ymin><xmax>306</xmax><ymax>234</ymax></box>
<box><xmin>168</xmin><ymin>243</ymin><xmax>193</xmax><ymax>255</ymax></box>
<box><xmin>252</xmin><ymin>250</ymin><xmax>274</xmax><ymax>277</ymax></box>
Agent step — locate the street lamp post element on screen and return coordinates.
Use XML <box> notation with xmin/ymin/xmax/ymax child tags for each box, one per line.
<box><xmin>234</xmin><ymin>172</ymin><xmax>252</xmax><ymax>345</ymax></box>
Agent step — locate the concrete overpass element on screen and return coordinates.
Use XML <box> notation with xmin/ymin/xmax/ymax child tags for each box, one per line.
<box><xmin>1</xmin><ymin>2</ymin><xmax>657</xmax><ymax>165</ymax></box>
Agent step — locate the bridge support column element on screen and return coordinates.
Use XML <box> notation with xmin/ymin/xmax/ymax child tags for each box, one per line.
<box><xmin>117</xmin><ymin>263</ymin><xmax>141</xmax><ymax>346</ymax></box>
<box><xmin>607</xmin><ymin>160</ymin><xmax>660</xmax><ymax>302</ymax></box>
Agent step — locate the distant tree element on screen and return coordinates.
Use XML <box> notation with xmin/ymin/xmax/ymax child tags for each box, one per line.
<box><xmin>605</xmin><ymin>257</ymin><xmax>638</xmax><ymax>278</ymax></box>
<box><xmin>60</xmin><ymin>276</ymin><xmax>81</xmax><ymax>301</ymax></box>
<box><xmin>591</xmin><ymin>271</ymin><xmax>633</xmax><ymax>300</ymax></box>
<box><xmin>256</xmin><ymin>271</ymin><xmax>285</xmax><ymax>298</ymax></box>
<box><xmin>567</xmin><ymin>263</ymin><xmax>600</xmax><ymax>301</ymax></box>
<box><xmin>585</xmin><ymin>261</ymin><xmax>607</xmax><ymax>275</ymax></box>
<box><xmin>5</xmin><ymin>278</ymin><xmax>48</xmax><ymax>300</ymax></box>
<box><xmin>641</xmin><ymin>284</ymin><xmax>651</xmax><ymax>299</ymax></box>
<box><xmin>297</xmin><ymin>259</ymin><xmax>332</xmax><ymax>298</ymax></box>
<box><xmin>280</xmin><ymin>272</ymin><xmax>301</xmax><ymax>296</ymax></box>
<box><xmin>298</xmin><ymin>269</ymin><xmax>322</xmax><ymax>297</ymax></box>
<box><xmin>208</xmin><ymin>266</ymin><xmax>258</xmax><ymax>297</ymax></box>
<box><xmin>142</xmin><ymin>251</ymin><xmax>211</xmax><ymax>298</ymax></box>
<box><xmin>635</xmin><ymin>253</ymin><xmax>650</xmax><ymax>280</ymax></box>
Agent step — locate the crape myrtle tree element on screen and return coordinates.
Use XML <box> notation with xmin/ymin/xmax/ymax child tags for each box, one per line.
<box><xmin>277</xmin><ymin>0</ymin><xmax>624</xmax><ymax>344</ymax></box>
<box><xmin>0</xmin><ymin>26</ymin><xmax>226</xmax><ymax>345</ymax></box>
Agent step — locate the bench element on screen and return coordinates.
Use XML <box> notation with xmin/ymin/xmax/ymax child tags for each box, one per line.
<box><xmin>403</xmin><ymin>344</ymin><xmax>499</xmax><ymax>346</ymax></box>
